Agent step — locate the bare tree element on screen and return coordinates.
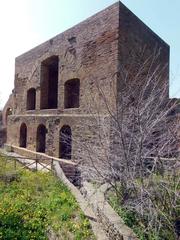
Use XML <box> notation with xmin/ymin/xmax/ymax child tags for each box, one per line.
<box><xmin>60</xmin><ymin>48</ymin><xmax>180</xmax><ymax>239</ymax></box>
<box><xmin>60</xmin><ymin>47</ymin><xmax>179</xmax><ymax>238</ymax></box>
<box><xmin>77</xmin><ymin>50</ymin><xmax>177</xmax><ymax>170</ymax></box>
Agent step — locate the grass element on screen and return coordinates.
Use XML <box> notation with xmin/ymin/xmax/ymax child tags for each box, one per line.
<box><xmin>107</xmin><ymin>173</ymin><xmax>180</xmax><ymax>240</ymax></box>
<box><xmin>0</xmin><ymin>154</ymin><xmax>95</xmax><ymax>240</ymax></box>
<box><xmin>108</xmin><ymin>192</ymin><xmax>159</xmax><ymax>240</ymax></box>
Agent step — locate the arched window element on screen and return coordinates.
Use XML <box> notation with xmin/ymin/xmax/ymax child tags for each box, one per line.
<box><xmin>36</xmin><ymin>124</ymin><xmax>46</xmax><ymax>153</ymax></box>
<box><xmin>19</xmin><ymin>123</ymin><xmax>27</xmax><ymax>148</ymax></box>
<box><xmin>64</xmin><ymin>79</ymin><xmax>80</xmax><ymax>108</ymax></box>
<box><xmin>59</xmin><ymin>125</ymin><xmax>72</xmax><ymax>159</ymax></box>
<box><xmin>5</xmin><ymin>107</ymin><xmax>12</xmax><ymax>125</ymax></box>
<box><xmin>27</xmin><ymin>88</ymin><xmax>36</xmax><ymax>110</ymax></box>
<box><xmin>40</xmin><ymin>56</ymin><xmax>59</xmax><ymax>109</ymax></box>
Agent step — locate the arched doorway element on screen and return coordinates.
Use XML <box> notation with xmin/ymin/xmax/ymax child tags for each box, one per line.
<box><xmin>59</xmin><ymin>125</ymin><xmax>72</xmax><ymax>159</ymax></box>
<box><xmin>27</xmin><ymin>88</ymin><xmax>36</xmax><ymax>110</ymax></box>
<box><xmin>36</xmin><ymin>124</ymin><xmax>46</xmax><ymax>153</ymax></box>
<box><xmin>40</xmin><ymin>56</ymin><xmax>59</xmax><ymax>109</ymax></box>
<box><xmin>19</xmin><ymin>123</ymin><xmax>27</xmax><ymax>148</ymax></box>
<box><xmin>64</xmin><ymin>79</ymin><xmax>80</xmax><ymax>108</ymax></box>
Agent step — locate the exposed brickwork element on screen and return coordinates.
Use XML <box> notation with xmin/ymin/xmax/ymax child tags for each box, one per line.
<box><xmin>0</xmin><ymin>112</ymin><xmax>6</xmax><ymax>146</ymax></box>
<box><xmin>3</xmin><ymin>2</ymin><xmax>169</xmax><ymax>165</ymax></box>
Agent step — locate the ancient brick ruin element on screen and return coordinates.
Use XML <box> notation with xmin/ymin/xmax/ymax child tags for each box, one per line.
<box><xmin>0</xmin><ymin>112</ymin><xmax>6</xmax><ymax>147</ymax></box>
<box><xmin>2</xmin><ymin>1</ymin><xmax>169</xmax><ymax>163</ymax></box>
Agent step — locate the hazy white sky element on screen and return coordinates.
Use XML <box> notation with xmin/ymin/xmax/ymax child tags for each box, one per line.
<box><xmin>0</xmin><ymin>0</ymin><xmax>179</xmax><ymax>109</ymax></box>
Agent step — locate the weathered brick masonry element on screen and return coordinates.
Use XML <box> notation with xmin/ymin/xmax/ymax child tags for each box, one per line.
<box><xmin>3</xmin><ymin>1</ymin><xmax>169</xmax><ymax>163</ymax></box>
<box><xmin>0</xmin><ymin>112</ymin><xmax>6</xmax><ymax>146</ymax></box>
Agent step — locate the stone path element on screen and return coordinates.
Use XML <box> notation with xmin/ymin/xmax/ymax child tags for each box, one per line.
<box><xmin>54</xmin><ymin>161</ymin><xmax>109</xmax><ymax>240</ymax></box>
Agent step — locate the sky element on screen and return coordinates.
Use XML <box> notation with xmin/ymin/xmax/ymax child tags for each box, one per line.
<box><xmin>0</xmin><ymin>0</ymin><xmax>179</xmax><ymax>109</ymax></box>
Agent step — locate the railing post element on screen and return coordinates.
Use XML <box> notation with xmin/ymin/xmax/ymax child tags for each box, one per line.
<box><xmin>51</xmin><ymin>158</ymin><xmax>54</xmax><ymax>172</ymax></box>
<box><xmin>36</xmin><ymin>159</ymin><xmax>38</xmax><ymax>171</ymax></box>
<box><xmin>14</xmin><ymin>158</ymin><xmax>17</xmax><ymax>170</ymax></box>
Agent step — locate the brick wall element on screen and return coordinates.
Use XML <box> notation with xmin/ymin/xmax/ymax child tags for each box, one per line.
<box><xmin>0</xmin><ymin>112</ymin><xmax>6</xmax><ymax>146</ymax></box>
<box><xmin>14</xmin><ymin>2</ymin><xmax>119</xmax><ymax>115</ymax></box>
<box><xmin>5</xmin><ymin>1</ymin><xmax>170</xmax><ymax>167</ymax></box>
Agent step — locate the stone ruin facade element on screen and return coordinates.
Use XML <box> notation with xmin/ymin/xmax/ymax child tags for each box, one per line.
<box><xmin>0</xmin><ymin>111</ymin><xmax>6</xmax><ymax>147</ymax></box>
<box><xmin>2</xmin><ymin>1</ymin><xmax>170</xmax><ymax>163</ymax></box>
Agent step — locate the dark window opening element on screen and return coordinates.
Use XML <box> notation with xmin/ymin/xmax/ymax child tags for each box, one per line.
<box><xmin>19</xmin><ymin>123</ymin><xmax>27</xmax><ymax>148</ymax></box>
<box><xmin>59</xmin><ymin>125</ymin><xmax>72</xmax><ymax>159</ymax></box>
<box><xmin>5</xmin><ymin>107</ymin><xmax>12</xmax><ymax>125</ymax></box>
<box><xmin>64</xmin><ymin>79</ymin><xmax>80</xmax><ymax>108</ymax></box>
<box><xmin>36</xmin><ymin>124</ymin><xmax>46</xmax><ymax>153</ymax></box>
<box><xmin>68</xmin><ymin>36</ymin><xmax>76</xmax><ymax>45</ymax></box>
<box><xmin>27</xmin><ymin>88</ymin><xmax>36</xmax><ymax>110</ymax></box>
<box><xmin>40</xmin><ymin>56</ymin><xmax>59</xmax><ymax>109</ymax></box>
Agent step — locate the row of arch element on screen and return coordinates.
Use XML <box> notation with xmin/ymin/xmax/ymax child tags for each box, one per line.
<box><xmin>19</xmin><ymin>123</ymin><xmax>72</xmax><ymax>159</ymax></box>
<box><xmin>27</xmin><ymin>79</ymin><xmax>80</xmax><ymax>111</ymax></box>
<box><xmin>26</xmin><ymin>62</ymin><xmax>80</xmax><ymax>110</ymax></box>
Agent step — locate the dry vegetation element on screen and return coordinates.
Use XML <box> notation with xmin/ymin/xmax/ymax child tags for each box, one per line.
<box><xmin>61</xmin><ymin>49</ymin><xmax>180</xmax><ymax>239</ymax></box>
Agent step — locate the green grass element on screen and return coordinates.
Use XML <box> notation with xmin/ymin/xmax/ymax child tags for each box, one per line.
<box><xmin>0</xmin><ymin>154</ymin><xmax>95</xmax><ymax>240</ymax></box>
<box><xmin>108</xmin><ymin>192</ymin><xmax>159</xmax><ymax>240</ymax></box>
<box><xmin>107</xmin><ymin>173</ymin><xmax>180</xmax><ymax>240</ymax></box>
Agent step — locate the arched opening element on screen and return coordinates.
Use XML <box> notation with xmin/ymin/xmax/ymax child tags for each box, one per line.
<box><xmin>27</xmin><ymin>88</ymin><xmax>36</xmax><ymax>110</ymax></box>
<box><xmin>19</xmin><ymin>123</ymin><xmax>27</xmax><ymax>148</ymax></box>
<box><xmin>5</xmin><ymin>107</ymin><xmax>12</xmax><ymax>125</ymax></box>
<box><xmin>64</xmin><ymin>79</ymin><xmax>80</xmax><ymax>108</ymax></box>
<box><xmin>40</xmin><ymin>56</ymin><xmax>59</xmax><ymax>109</ymax></box>
<box><xmin>59</xmin><ymin>125</ymin><xmax>72</xmax><ymax>159</ymax></box>
<box><xmin>36</xmin><ymin>124</ymin><xmax>46</xmax><ymax>153</ymax></box>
